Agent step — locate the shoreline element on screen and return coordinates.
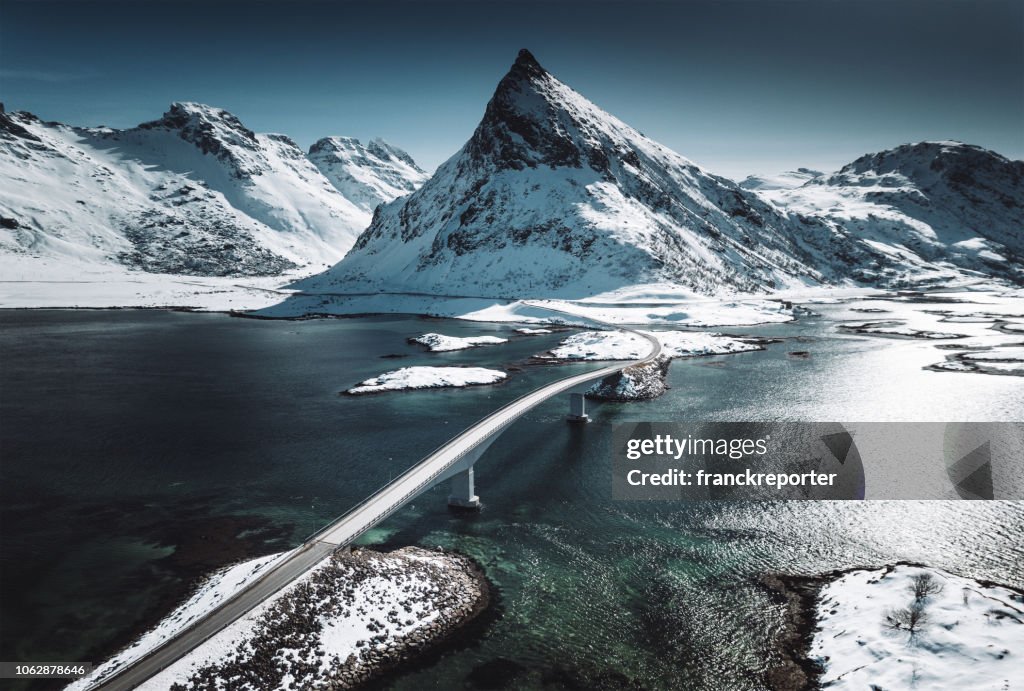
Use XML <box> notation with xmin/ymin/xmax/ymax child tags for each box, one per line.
<box><xmin>128</xmin><ymin>545</ymin><xmax>493</xmax><ymax>690</ymax></box>
<box><xmin>762</xmin><ymin>561</ymin><xmax>1024</xmax><ymax>691</ymax></box>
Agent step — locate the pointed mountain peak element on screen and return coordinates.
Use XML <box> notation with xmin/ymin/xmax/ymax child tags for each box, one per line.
<box><xmin>511</xmin><ymin>48</ymin><xmax>546</xmax><ymax>77</ymax></box>
<box><xmin>468</xmin><ymin>48</ymin><xmax>639</xmax><ymax>173</ymax></box>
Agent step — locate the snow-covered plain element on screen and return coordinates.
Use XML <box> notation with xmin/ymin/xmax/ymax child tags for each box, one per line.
<box><xmin>811</xmin><ymin>564</ymin><xmax>1024</xmax><ymax>690</ymax></box>
<box><xmin>346</xmin><ymin>366</ymin><xmax>507</xmax><ymax>394</ymax></box>
<box><xmin>250</xmin><ymin>288</ymin><xmax>800</xmax><ymax>328</ymax></box>
<box><xmin>539</xmin><ymin>329</ymin><xmax>760</xmax><ymax>361</ymax></box>
<box><xmin>410</xmin><ymin>332</ymin><xmax>508</xmax><ymax>351</ymax></box>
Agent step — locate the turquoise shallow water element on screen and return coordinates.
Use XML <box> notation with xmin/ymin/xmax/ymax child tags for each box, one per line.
<box><xmin>1</xmin><ymin>308</ymin><xmax>1021</xmax><ymax>690</ymax></box>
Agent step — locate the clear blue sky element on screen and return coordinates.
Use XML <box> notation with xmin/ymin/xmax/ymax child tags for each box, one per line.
<box><xmin>2</xmin><ymin>0</ymin><xmax>1021</xmax><ymax>179</ymax></box>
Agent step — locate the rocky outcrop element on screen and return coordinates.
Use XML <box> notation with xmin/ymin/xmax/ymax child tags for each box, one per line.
<box><xmin>169</xmin><ymin>546</ymin><xmax>489</xmax><ymax>691</ymax></box>
<box><xmin>585</xmin><ymin>355</ymin><xmax>672</xmax><ymax>401</ymax></box>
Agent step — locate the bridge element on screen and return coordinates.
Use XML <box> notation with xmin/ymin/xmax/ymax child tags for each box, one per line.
<box><xmin>88</xmin><ymin>307</ymin><xmax>661</xmax><ymax>690</ymax></box>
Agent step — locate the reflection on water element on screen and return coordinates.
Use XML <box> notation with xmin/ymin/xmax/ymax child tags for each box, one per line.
<box><xmin>1</xmin><ymin>301</ymin><xmax>1022</xmax><ymax>691</ymax></box>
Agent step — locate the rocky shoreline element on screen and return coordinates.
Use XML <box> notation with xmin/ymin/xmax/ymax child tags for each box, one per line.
<box><xmin>156</xmin><ymin>546</ymin><xmax>490</xmax><ymax>690</ymax></box>
<box><xmin>586</xmin><ymin>355</ymin><xmax>672</xmax><ymax>401</ymax></box>
<box><xmin>760</xmin><ymin>572</ymin><xmax>826</xmax><ymax>691</ymax></box>
<box><xmin>761</xmin><ymin>561</ymin><xmax>1024</xmax><ymax>691</ymax></box>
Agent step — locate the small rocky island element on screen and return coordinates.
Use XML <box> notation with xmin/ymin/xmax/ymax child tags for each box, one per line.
<box><xmin>586</xmin><ymin>355</ymin><xmax>672</xmax><ymax>401</ymax></box>
<box><xmin>133</xmin><ymin>547</ymin><xmax>490</xmax><ymax>690</ymax></box>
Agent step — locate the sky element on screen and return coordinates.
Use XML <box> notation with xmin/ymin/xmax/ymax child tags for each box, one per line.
<box><xmin>1</xmin><ymin>0</ymin><xmax>1022</xmax><ymax>180</ymax></box>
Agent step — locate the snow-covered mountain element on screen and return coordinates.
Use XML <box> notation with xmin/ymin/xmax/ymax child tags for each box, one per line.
<box><xmin>300</xmin><ymin>50</ymin><xmax>1021</xmax><ymax>300</ymax></box>
<box><xmin>0</xmin><ymin>103</ymin><xmax>426</xmax><ymax>276</ymax></box>
<box><xmin>754</xmin><ymin>142</ymin><xmax>1024</xmax><ymax>284</ymax></box>
<box><xmin>308</xmin><ymin>137</ymin><xmax>429</xmax><ymax>213</ymax></box>
<box><xmin>298</xmin><ymin>49</ymin><xmax>842</xmax><ymax>298</ymax></box>
<box><xmin>739</xmin><ymin>168</ymin><xmax>823</xmax><ymax>191</ymax></box>
<box><xmin>4</xmin><ymin>57</ymin><xmax>1019</xmax><ymax>295</ymax></box>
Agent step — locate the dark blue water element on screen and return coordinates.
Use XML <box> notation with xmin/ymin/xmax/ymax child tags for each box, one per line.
<box><xmin>1</xmin><ymin>309</ymin><xmax>1021</xmax><ymax>690</ymax></box>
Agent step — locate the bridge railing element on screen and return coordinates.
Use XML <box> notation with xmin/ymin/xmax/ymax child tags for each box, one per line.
<box><xmin>301</xmin><ymin>314</ymin><xmax>661</xmax><ymax>548</ymax></box>
<box><xmin>301</xmin><ymin>359</ymin><xmax>618</xmax><ymax>546</ymax></box>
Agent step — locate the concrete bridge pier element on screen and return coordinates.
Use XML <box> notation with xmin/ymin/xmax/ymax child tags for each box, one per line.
<box><xmin>447</xmin><ymin>466</ymin><xmax>482</xmax><ymax>510</ymax></box>
<box><xmin>566</xmin><ymin>392</ymin><xmax>590</xmax><ymax>423</ymax></box>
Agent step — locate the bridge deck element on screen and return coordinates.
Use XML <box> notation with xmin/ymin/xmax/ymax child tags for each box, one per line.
<box><xmin>88</xmin><ymin>308</ymin><xmax>661</xmax><ymax>690</ymax></box>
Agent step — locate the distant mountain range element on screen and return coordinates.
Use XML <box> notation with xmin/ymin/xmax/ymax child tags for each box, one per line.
<box><xmin>2</xmin><ymin>50</ymin><xmax>1021</xmax><ymax>293</ymax></box>
<box><xmin>0</xmin><ymin>102</ymin><xmax>426</xmax><ymax>276</ymax></box>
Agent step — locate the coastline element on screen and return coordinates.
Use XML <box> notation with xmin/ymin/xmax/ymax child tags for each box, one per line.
<box><xmin>127</xmin><ymin>546</ymin><xmax>493</xmax><ymax>691</ymax></box>
<box><xmin>760</xmin><ymin>572</ymin><xmax>825</xmax><ymax>691</ymax></box>
<box><xmin>763</xmin><ymin>561</ymin><xmax>1024</xmax><ymax>691</ymax></box>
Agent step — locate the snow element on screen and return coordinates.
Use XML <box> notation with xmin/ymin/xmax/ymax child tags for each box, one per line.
<box><xmin>737</xmin><ymin>167</ymin><xmax>823</xmax><ymax>190</ymax></box>
<box><xmin>530</xmin><ymin>293</ymin><xmax>797</xmax><ymax>326</ymax></box>
<box><xmin>515</xmin><ymin>327</ymin><xmax>552</xmax><ymax>334</ymax></box>
<box><xmin>540</xmin><ymin>329</ymin><xmax>759</xmax><ymax>361</ymax></box>
<box><xmin>840</xmin><ymin>321</ymin><xmax>967</xmax><ymax>339</ymax></box>
<box><xmin>126</xmin><ymin>547</ymin><xmax>480</xmax><ymax>691</ymax></box>
<box><xmin>811</xmin><ymin>564</ymin><xmax>1024</xmax><ymax>690</ymax></box>
<box><xmin>0</xmin><ymin>104</ymin><xmax>426</xmax><ymax>280</ymax></box>
<box><xmin>411</xmin><ymin>332</ymin><xmax>508</xmax><ymax>351</ymax></box>
<box><xmin>753</xmin><ymin>141</ymin><xmax>1024</xmax><ymax>287</ymax></box>
<box><xmin>308</xmin><ymin>137</ymin><xmax>429</xmax><ymax>214</ymax></box>
<box><xmin>346</xmin><ymin>366</ymin><xmax>506</xmax><ymax>394</ymax></box>
<box><xmin>251</xmin><ymin>289</ymin><xmax>799</xmax><ymax>328</ymax></box>
<box><xmin>294</xmin><ymin>51</ymin><xmax>844</xmax><ymax>300</ymax></box>
<box><xmin>294</xmin><ymin>54</ymin><xmax>1021</xmax><ymax>304</ymax></box>
<box><xmin>963</xmin><ymin>346</ymin><xmax>1024</xmax><ymax>361</ymax></box>
<box><xmin>67</xmin><ymin>551</ymin><xmax>288</xmax><ymax>691</ymax></box>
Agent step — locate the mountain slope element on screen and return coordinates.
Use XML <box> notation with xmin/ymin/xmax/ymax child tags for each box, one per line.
<box><xmin>298</xmin><ymin>50</ymin><xmax>839</xmax><ymax>298</ymax></box>
<box><xmin>0</xmin><ymin>103</ymin><xmax>427</xmax><ymax>277</ymax></box>
<box><xmin>755</xmin><ymin>142</ymin><xmax>1024</xmax><ymax>284</ymax></box>
<box><xmin>300</xmin><ymin>51</ymin><xmax>1023</xmax><ymax>299</ymax></box>
<box><xmin>308</xmin><ymin>137</ymin><xmax>429</xmax><ymax>213</ymax></box>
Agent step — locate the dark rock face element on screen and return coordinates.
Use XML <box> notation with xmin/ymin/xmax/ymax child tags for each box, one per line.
<box><xmin>0</xmin><ymin>109</ymin><xmax>41</xmax><ymax>142</ymax></box>
<box><xmin>465</xmin><ymin>48</ymin><xmax>586</xmax><ymax>172</ymax></box>
<box><xmin>586</xmin><ymin>356</ymin><xmax>672</xmax><ymax>401</ymax></box>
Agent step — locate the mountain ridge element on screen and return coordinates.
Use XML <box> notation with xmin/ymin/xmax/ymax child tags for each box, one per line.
<box><xmin>299</xmin><ymin>50</ymin><xmax>1022</xmax><ymax>298</ymax></box>
<box><xmin>0</xmin><ymin>102</ymin><xmax>427</xmax><ymax>276</ymax></box>
<box><xmin>303</xmin><ymin>49</ymin><xmax>850</xmax><ymax>298</ymax></box>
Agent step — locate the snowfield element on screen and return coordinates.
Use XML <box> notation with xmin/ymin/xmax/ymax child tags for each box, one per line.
<box><xmin>346</xmin><ymin>366</ymin><xmax>507</xmax><ymax>394</ymax></box>
<box><xmin>811</xmin><ymin>564</ymin><xmax>1024</xmax><ymax>690</ymax></box>
<box><xmin>411</xmin><ymin>332</ymin><xmax>508</xmax><ymax>351</ymax></box>
<box><xmin>251</xmin><ymin>289</ymin><xmax>800</xmax><ymax>328</ymax></box>
<box><xmin>540</xmin><ymin>329</ymin><xmax>760</xmax><ymax>361</ymax></box>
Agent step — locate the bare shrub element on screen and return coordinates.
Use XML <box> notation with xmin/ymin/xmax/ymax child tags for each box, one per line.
<box><xmin>910</xmin><ymin>572</ymin><xmax>944</xmax><ymax>602</ymax></box>
<box><xmin>885</xmin><ymin>603</ymin><xmax>930</xmax><ymax>635</ymax></box>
